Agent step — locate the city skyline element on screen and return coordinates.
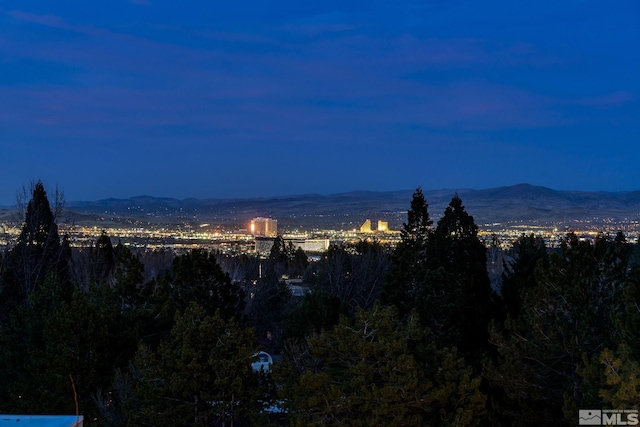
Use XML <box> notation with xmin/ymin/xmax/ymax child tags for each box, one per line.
<box><xmin>0</xmin><ymin>1</ymin><xmax>638</xmax><ymax>205</ymax></box>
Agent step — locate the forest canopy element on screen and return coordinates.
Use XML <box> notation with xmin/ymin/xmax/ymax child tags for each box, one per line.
<box><xmin>0</xmin><ymin>182</ymin><xmax>638</xmax><ymax>426</ymax></box>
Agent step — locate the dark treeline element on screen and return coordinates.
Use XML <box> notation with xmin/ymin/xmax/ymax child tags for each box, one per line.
<box><xmin>1</xmin><ymin>182</ymin><xmax>638</xmax><ymax>426</ymax></box>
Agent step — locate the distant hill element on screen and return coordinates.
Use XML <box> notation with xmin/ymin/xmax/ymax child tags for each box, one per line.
<box><xmin>5</xmin><ymin>184</ymin><xmax>640</xmax><ymax>231</ymax></box>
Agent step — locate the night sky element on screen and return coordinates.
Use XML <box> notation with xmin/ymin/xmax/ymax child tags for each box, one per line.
<box><xmin>0</xmin><ymin>1</ymin><xmax>638</xmax><ymax>205</ymax></box>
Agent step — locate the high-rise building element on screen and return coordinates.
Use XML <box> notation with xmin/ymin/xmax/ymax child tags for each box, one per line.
<box><xmin>360</xmin><ymin>218</ymin><xmax>391</xmax><ymax>233</ymax></box>
<box><xmin>360</xmin><ymin>219</ymin><xmax>372</xmax><ymax>233</ymax></box>
<box><xmin>250</xmin><ymin>217</ymin><xmax>277</xmax><ymax>237</ymax></box>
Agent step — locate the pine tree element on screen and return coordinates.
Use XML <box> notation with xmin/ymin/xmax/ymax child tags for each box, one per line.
<box><xmin>500</xmin><ymin>234</ymin><xmax>549</xmax><ymax>319</ymax></box>
<box><xmin>124</xmin><ymin>303</ymin><xmax>268</xmax><ymax>426</ymax></box>
<box><xmin>487</xmin><ymin>233</ymin><xmax>627</xmax><ymax>424</ymax></box>
<box><xmin>420</xmin><ymin>194</ymin><xmax>494</xmax><ymax>360</ymax></box>
<box><xmin>598</xmin><ymin>345</ymin><xmax>640</xmax><ymax>409</ymax></box>
<box><xmin>1</xmin><ymin>181</ymin><xmax>63</xmax><ymax>305</ymax></box>
<box><xmin>113</xmin><ymin>242</ymin><xmax>145</xmax><ymax>311</ymax></box>
<box><xmin>1</xmin><ymin>275</ymin><xmax>137</xmax><ymax>419</ymax></box>
<box><xmin>281</xmin><ymin>303</ymin><xmax>486</xmax><ymax>426</ymax></box>
<box><xmin>595</xmin><ymin>235</ymin><xmax>640</xmax><ymax>411</ymax></box>
<box><xmin>90</xmin><ymin>232</ymin><xmax>117</xmax><ymax>285</ymax></box>
<box><xmin>381</xmin><ymin>187</ymin><xmax>432</xmax><ymax>315</ymax></box>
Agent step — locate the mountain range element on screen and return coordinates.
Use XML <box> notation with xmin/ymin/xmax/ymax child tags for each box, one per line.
<box><xmin>3</xmin><ymin>184</ymin><xmax>640</xmax><ymax>230</ymax></box>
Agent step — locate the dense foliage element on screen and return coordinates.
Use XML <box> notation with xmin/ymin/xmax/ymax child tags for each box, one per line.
<box><xmin>1</xmin><ymin>182</ymin><xmax>639</xmax><ymax>426</ymax></box>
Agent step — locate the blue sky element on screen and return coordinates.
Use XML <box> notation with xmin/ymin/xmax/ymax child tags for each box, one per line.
<box><xmin>0</xmin><ymin>1</ymin><xmax>638</xmax><ymax>204</ymax></box>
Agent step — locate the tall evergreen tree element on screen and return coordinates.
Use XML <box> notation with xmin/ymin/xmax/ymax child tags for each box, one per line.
<box><xmin>419</xmin><ymin>194</ymin><xmax>494</xmax><ymax>360</ymax></box>
<box><xmin>113</xmin><ymin>242</ymin><xmax>145</xmax><ymax>311</ymax></box>
<box><xmin>595</xmin><ymin>234</ymin><xmax>640</xmax><ymax>411</ymax></box>
<box><xmin>500</xmin><ymin>234</ymin><xmax>549</xmax><ymax>319</ymax></box>
<box><xmin>1</xmin><ymin>181</ymin><xmax>63</xmax><ymax>305</ymax></box>
<box><xmin>381</xmin><ymin>187</ymin><xmax>432</xmax><ymax>315</ymax></box>
<box><xmin>90</xmin><ymin>232</ymin><xmax>117</xmax><ymax>286</ymax></box>
<box><xmin>487</xmin><ymin>233</ymin><xmax>627</xmax><ymax>424</ymax></box>
<box><xmin>0</xmin><ymin>274</ymin><xmax>137</xmax><ymax>419</ymax></box>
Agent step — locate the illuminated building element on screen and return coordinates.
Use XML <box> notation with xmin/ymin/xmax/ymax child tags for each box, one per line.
<box><xmin>250</xmin><ymin>217</ymin><xmax>277</xmax><ymax>237</ymax></box>
<box><xmin>360</xmin><ymin>219</ymin><xmax>372</xmax><ymax>233</ymax></box>
<box><xmin>302</xmin><ymin>239</ymin><xmax>330</xmax><ymax>252</ymax></box>
<box><xmin>360</xmin><ymin>218</ymin><xmax>390</xmax><ymax>233</ymax></box>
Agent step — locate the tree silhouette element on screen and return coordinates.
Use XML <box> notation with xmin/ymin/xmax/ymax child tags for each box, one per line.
<box><xmin>281</xmin><ymin>304</ymin><xmax>486</xmax><ymax>426</ymax></box>
<box><xmin>170</xmin><ymin>249</ymin><xmax>245</xmax><ymax>320</ymax></box>
<box><xmin>382</xmin><ymin>187</ymin><xmax>432</xmax><ymax>315</ymax></box>
<box><xmin>306</xmin><ymin>241</ymin><xmax>390</xmax><ymax>311</ymax></box>
<box><xmin>420</xmin><ymin>194</ymin><xmax>494</xmax><ymax>361</ymax></box>
<box><xmin>500</xmin><ymin>234</ymin><xmax>549</xmax><ymax>319</ymax></box>
<box><xmin>124</xmin><ymin>303</ymin><xmax>267</xmax><ymax>426</ymax></box>
<box><xmin>0</xmin><ymin>181</ymin><xmax>65</xmax><ymax>312</ymax></box>
<box><xmin>487</xmin><ymin>233</ymin><xmax>627</xmax><ymax>424</ymax></box>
